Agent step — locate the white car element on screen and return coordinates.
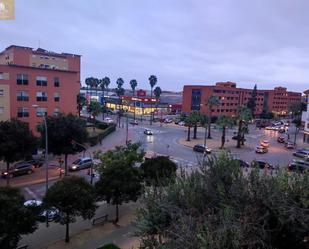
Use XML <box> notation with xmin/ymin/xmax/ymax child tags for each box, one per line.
<box><xmin>24</xmin><ymin>200</ymin><xmax>59</xmax><ymax>222</ymax></box>
<box><xmin>178</xmin><ymin>121</ymin><xmax>185</xmax><ymax>126</ymax></box>
<box><xmin>144</xmin><ymin>129</ymin><xmax>153</xmax><ymax>135</ymax></box>
<box><xmin>103</xmin><ymin>117</ymin><xmax>114</xmax><ymax>123</ymax></box>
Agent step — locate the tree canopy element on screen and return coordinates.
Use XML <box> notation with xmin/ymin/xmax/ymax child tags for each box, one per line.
<box><xmin>247</xmin><ymin>84</ymin><xmax>257</xmax><ymax>117</ymax></box>
<box><xmin>0</xmin><ymin>186</ymin><xmax>39</xmax><ymax>249</ymax></box>
<box><xmin>43</xmin><ymin>176</ymin><xmax>97</xmax><ymax>243</ymax></box>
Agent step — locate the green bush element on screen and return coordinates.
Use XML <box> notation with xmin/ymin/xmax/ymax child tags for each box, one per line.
<box><xmin>97</xmin><ymin>243</ymin><xmax>120</xmax><ymax>249</ymax></box>
<box><xmin>88</xmin><ymin>124</ymin><xmax>116</xmax><ymax>146</ymax></box>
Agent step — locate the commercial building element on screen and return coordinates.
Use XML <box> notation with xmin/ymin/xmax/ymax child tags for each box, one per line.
<box><xmin>302</xmin><ymin>90</ymin><xmax>309</xmax><ymax>143</ymax></box>
<box><xmin>182</xmin><ymin>82</ymin><xmax>301</xmax><ymax>117</ymax></box>
<box><xmin>0</xmin><ymin>45</ymin><xmax>81</xmax><ymax>133</ymax></box>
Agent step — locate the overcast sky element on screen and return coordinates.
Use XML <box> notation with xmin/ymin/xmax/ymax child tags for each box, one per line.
<box><xmin>0</xmin><ymin>0</ymin><xmax>308</xmax><ymax>92</ymax></box>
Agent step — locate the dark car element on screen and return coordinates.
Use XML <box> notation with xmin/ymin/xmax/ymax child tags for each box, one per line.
<box><xmin>1</xmin><ymin>162</ymin><xmax>34</xmax><ymax>178</ymax></box>
<box><xmin>251</xmin><ymin>160</ymin><xmax>274</xmax><ymax>170</ymax></box>
<box><xmin>69</xmin><ymin>158</ymin><xmax>93</xmax><ymax>171</ymax></box>
<box><xmin>255</xmin><ymin>146</ymin><xmax>268</xmax><ymax>154</ymax></box>
<box><xmin>277</xmin><ymin>136</ymin><xmax>285</xmax><ymax>143</ymax></box>
<box><xmin>232</xmin><ymin>135</ymin><xmax>246</xmax><ymax>142</ymax></box>
<box><xmin>193</xmin><ymin>144</ymin><xmax>212</xmax><ymax>154</ymax></box>
<box><xmin>233</xmin><ymin>159</ymin><xmax>250</xmax><ymax>168</ymax></box>
<box><xmin>293</xmin><ymin>149</ymin><xmax>309</xmax><ymax>158</ymax></box>
<box><xmin>27</xmin><ymin>159</ymin><xmax>44</xmax><ymax>168</ymax></box>
<box><xmin>288</xmin><ymin>160</ymin><xmax>309</xmax><ymax>173</ymax></box>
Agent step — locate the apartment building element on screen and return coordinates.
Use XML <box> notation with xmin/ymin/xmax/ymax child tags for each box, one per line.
<box><xmin>302</xmin><ymin>90</ymin><xmax>309</xmax><ymax>143</ymax></box>
<box><xmin>182</xmin><ymin>82</ymin><xmax>301</xmax><ymax>117</ymax></box>
<box><xmin>0</xmin><ymin>45</ymin><xmax>80</xmax><ymax>133</ymax></box>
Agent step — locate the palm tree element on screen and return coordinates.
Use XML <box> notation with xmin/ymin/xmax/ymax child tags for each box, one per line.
<box><xmin>130</xmin><ymin>79</ymin><xmax>138</xmax><ymax>121</ymax></box>
<box><xmin>148</xmin><ymin>75</ymin><xmax>157</xmax><ymax>125</ymax></box>
<box><xmin>115</xmin><ymin>78</ymin><xmax>125</xmax><ymax>127</ymax></box>
<box><xmin>87</xmin><ymin>101</ymin><xmax>103</xmax><ymax>130</ymax></box>
<box><xmin>190</xmin><ymin>111</ymin><xmax>201</xmax><ymax>139</ymax></box>
<box><xmin>206</xmin><ymin>95</ymin><xmax>220</xmax><ymax>139</ymax></box>
<box><xmin>216</xmin><ymin>115</ymin><xmax>233</xmax><ymax>149</ymax></box>
<box><xmin>77</xmin><ymin>93</ymin><xmax>87</xmax><ymax>117</ymax></box>
<box><xmin>100</xmin><ymin>77</ymin><xmax>110</xmax><ymax>119</ymax></box>
<box><xmin>236</xmin><ymin>106</ymin><xmax>252</xmax><ymax>148</ymax></box>
<box><xmin>154</xmin><ymin>86</ymin><xmax>162</xmax><ymax>118</ymax></box>
<box><xmin>185</xmin><ymin>115</ymin><xmax>194</xmax><ymax>141</ymax></box>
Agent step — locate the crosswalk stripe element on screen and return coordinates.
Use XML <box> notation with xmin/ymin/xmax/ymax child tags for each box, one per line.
<box><xmin>24</xmin><ymin>187</ymin><xmax>39</xmax><ymax>200</ymax></box>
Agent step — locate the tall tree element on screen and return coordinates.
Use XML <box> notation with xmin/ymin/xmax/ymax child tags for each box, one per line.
<box><xmin>130</xmin><ymin>79</ymin><xmax>138</xmax><ymax>121</ymax></box>
<box><xmin>148</xmin><ymin>75</ymin><xmax>157</xmax><ymax>125</ymax></box>
<box><xmin>0</xmin><ymin>187</ymin><xmax>39</xmax><ymax>249</ymax></box>
<box><xmin>99</xmin><ymin>77</ymin><xmax>111</xmax><ymax>118</ymax></box>
<box><xmin>236</xmin><ymin>106</ymin><xmax>252</xmax><ymax>148</ymax></box>
<box><xmin>206</xmin><ymin>95</ymin><xmax>220</xmax><ymax>139</ymax></box>
<box><xmin>190</xmin><ymin>111</ymin><xmax>201</xmax><ymax>139</ymax></box>
<box><xmin>216</xmin><ymin>115</ymin><xmax>234</xmax><ymax>149</ymax></box>
<box><xmin>85</xmin><ymin>77</ymin><xmax>99</xmax><ymax>98</ymax></box>
<box><xmin>154</xmin><ymin>86</ymin><xmax>162</xmax><ymax>115</ymax></box>
<box><xmin>185</xmin><ymin>115</ymin><xmax>194</xmax><ymax>141</ymax></box>
<box><xmin>43</xmin><ymin>176</ymin><xmax>97</xmax><ymax>243</ymax></box>
<box><xmin>115</xmin><ymin>78</ymin><xmax>125</xmax><ymax>127</ymax></box>
<box><xmin>87</xmin><ymin>101</ymin><xmax>103</xmax><ymax>129</ymax></box>
<box><xmin>247</xmin><ymin>84</ymin><xmax>257</xmax><ymax>117</ymax></box>
<box><xmin>41</xmin><ymin>114</ymin><xmax>88</xmax><ymax>175</ymax></box>
<box><xmin>77</xmin><ymin>93</ymin><xmax>87</xmax><ymax>117</ymax></box>
<box><xmin>0</xmin><ymin>119</ymin><xmax>37</xmax><ymax>186</ymax></box>
<box><xmin>95</xmin><ymin>142</ymin><xmax>144</xmax><ymax>223</ymax></box>
<box><xmin>288</xmin><ymin>102</ymin><xmax>303</xmax><ymax>119</ymax></box>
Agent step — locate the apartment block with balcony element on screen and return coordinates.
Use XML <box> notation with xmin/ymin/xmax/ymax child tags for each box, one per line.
<box><xmin>302</xmin><ymin>90</ymin><xmax>309</xmax><ymax>143</ymax></box>
<box><xmin>182</xmin><ymin>82</ymin><xmax>302</xmax><ymax>117</ymax></box>
<box><xmin>0</xmin><ymin>45</ymin><xmax>81</xmax><ymax>133</ymax></box>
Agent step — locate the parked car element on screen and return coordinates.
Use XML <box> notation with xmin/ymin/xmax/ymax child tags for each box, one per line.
<box><xmin>103</xmin><ymin>117</ymin><xmax>114</xmax><ymax>123</ymax></box>
<box><xmin>288</xmin><ymin>160</ymin><xmax>309</xmax><ymax>173</ymax></box>
<box><xmin>285</xmin><ymin>141</ymin><xmax>295</xmax><ymax>149</ymax></box>
<box><xmin>69</xmin><ymin>157</ymin><xmax>93</xmax><ymax>171</ymax></box>
<box><xmin>178</xmin><ymin>121</ymin><xmax>185</xmax><ymax>126</ymax></box>
<box><xmin>164</xmin><ymin>118</ymin><xmax>173</xmax><ymax>123</ymax></box>
<box><xmin>260</xmin><ymin>140</ymin><xmax>270</xmax><ymax>148</ymax></box>
<box><xmin>24</xmin><ymin>200</ymin><xmax>59</xmax><ymax>222</ymax></box>
<box><xmin>27</xmin><ymin>159</ymin><xmax>44</xmax><ymax>168</ymax></box>
<box><xmin>144</xmin><ymin>129</ymin><xmax>153</xmax><ymax>135</ymax></box>
<box><xmin>255</xmin><ymin>146</ymin><xmax>268</xmax><ymax>154</ymax></box>
<box><xmin>251</xmin><ymin>160</ymin><xmax>274</xmax><ymax>169</ymax></box>
<box><xmin>233</xmin><ymin>159</ymin><xmax>250</xmax><ymax>168</ymax></box>
<box><xmin>1</xmin><ymin>161</ymin><xmax>34</xmax><ymax>178</ymax></box>
<box><xmin>129</xmin><ymin>120</ymin><xmax>138</xmax><ymax>125</ymax></box>
<box><xmin>277</xmin><ymin>136</ymin><xmax>285</xmax><ymax>143</ymax></box>
<box><xmin>293</xmin><ymin>149</ymin><xmax>309</xmax><ymax>158</ymax></box>
<box><xmin>193</xmin><ymin>144</ymin><xmax>212</xmax><ymax>154</ymax></box>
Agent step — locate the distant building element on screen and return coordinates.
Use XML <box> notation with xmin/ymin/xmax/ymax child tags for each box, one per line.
<box><xmin>0</xmin><ymin>45</ymin><xmax>81</xmax><ymax>133</ymax></box>
<box><xmin>182</xmin><ymin>82</ymin><xmax>301</xmax><ymax>117</ymax></box>
<box><xmin>302</xmin><ymin>90</ymin><xmax>309</xmax><ymax>143</ymax></box>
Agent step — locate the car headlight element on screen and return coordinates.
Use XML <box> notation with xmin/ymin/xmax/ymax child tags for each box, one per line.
<box><xmin>3</xmin><ymin>172</ymin><xmax>8</xmax><ymax>175</ymax></box>
<box><xmin>72</xmin><ymin>165</ymin><xmax>77</xmax><ymax>169</ymax></box>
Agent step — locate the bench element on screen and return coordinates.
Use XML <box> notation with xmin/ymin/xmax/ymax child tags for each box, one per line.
<box><xmin>92</xmin><ymin>214</ymin><xmax>108</xmax><ymax>225</ymax></box>
<box><xmin>17</xmin><ymin>245</ymin><xmax>28</xmax><ymax>249</ymax></box>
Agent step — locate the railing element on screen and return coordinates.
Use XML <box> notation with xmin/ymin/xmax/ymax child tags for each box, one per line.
<box><xmin>17</xmin><ymin>245</ymin><xmax>28</xmax><ymax>249</ymax></box>
<box><xmin>92</xmin><ymin>214</ymin><xmax>108</xmax><ymax>226</ymax></box>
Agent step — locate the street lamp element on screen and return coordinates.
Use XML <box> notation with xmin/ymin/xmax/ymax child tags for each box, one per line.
<box><xmin>32</xmin><ymin>104</ymin><xmax>49</xmax><ymax>226</ymax></box>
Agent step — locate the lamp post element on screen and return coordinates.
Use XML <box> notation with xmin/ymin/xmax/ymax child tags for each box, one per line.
<box><xmin>32</xmin><ymin>104</ymin><xmax>49</xmax><ymax>226</ymax></box>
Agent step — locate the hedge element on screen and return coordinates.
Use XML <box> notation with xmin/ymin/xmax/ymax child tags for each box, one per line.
<box><xmin>88</xmin><ymin>124</ymin><xmax>116</xmax><ymax>146</ymax></box>
<box><xmin>97</xmin><ymin>243</ymin><xmax>120</xmax><ymax>249</ymax></box>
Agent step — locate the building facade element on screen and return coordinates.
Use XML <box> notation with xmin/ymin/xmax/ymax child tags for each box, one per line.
<box><xmin>302</xmin><ymin>90</ymin><xmax>309</xmax><ymax>143</ymax></box>
<box><xmin>182</xmin><ymin>82</ymin><xmax>301</xmax><ymax>117</ymax></box>
<box><xmin>0</xmin><ymin>45</ymin><xmax>81</xmax><ymax>133</ymax></box>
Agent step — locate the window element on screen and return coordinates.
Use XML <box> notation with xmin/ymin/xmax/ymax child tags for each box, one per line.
<box><xmin>0</xmin><ymin>107</ymin><xmax>4</xmax><ymax>114</ymax></box>
<box><xmin>17</xmin><ymin>107</ymin><xmax>29</xmax><ymax>117</ymax></box>
<box><xmin>0</xmin><ymin>90</ymin><xmax>3</xmax><ymax>97</ymax></box>
<box><xmin>191</xmin><ymin>89</ymin><xmax>201</xmax><ymax>111</ymax></box>
<box><xmin>54</xmin><ymin>93</ymin><xmax>60</xmax><ymax>102</ymax></box>
<box><xmin>36</xmin><ymin>92</ymin><xmax>47</xmax><ymax>101</ymax></box>
<box><xmin>54</xmin><ymin>108</ymin><xmax>60</xmax><ymax>116</ymax></box>
<box><xmin>0</xmin><ymin>73</ymin><xmax>4</xmax><ymax>80</ymax></box>
<box><xmin>54</xmin><ymin>77</ymin><xmax>60</xmax><ymax>87</ymax></box>
<box><xmin>17</xmin><ymin>74</ymin><xmax>28</xmax><ymax>85</ymax></box>
<box><xmin>36</xmin><ymin>107</ymin><xmax>47</xmax><ymax>117</ymax></box>
<box><xmin>36</xmin><ymin>76</ymin><xmax>47</xmax><ymax>86</ymax></box>
<box><xmin>17</xmin><ymin>91</ymin><xmax>29</xmax><ymax>101</ymax></box>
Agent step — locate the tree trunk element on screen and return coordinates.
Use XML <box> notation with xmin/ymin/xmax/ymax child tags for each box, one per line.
<box><xmin>221</xmin><ymin>126</ymin><xmax>226</xmax><ymax>149</ymax></box>
<box><xmin>6</xmin><ymin>162</ymin><xmax>10</xmax><ymax>186</ymax></box>
<box><xmin>133</xmin><ymin>90</ymin><xmax>136</xmax><ymax>121</ymax></box>
<box><xmin>115</xmin><ymin>203</ymin><xmax>119</xmax><ymax>223</ymax></box>
<box><xmin>78</xmin><ymin>106</ymin><xmax>81</xmax><ymax>117</ymax></box>
<box><xmin>65</xmin><ymin>218</ymin><xmax>70</xmax><ymax>243</ymax></box>
<box><xmin>236</xmin><ymin>121</ymin><xmax>242</xmax><ymax>148</ymax></box>
<box><xmin>207</xmin><ymin>114</ymin><xmax>212</xmax><ymax>139</ymax></box>
<box><xmin>64</xmin><ymin>154</ymin><xmax>68</xmax><ymax>176</ymax></box>
<box><xmin>193</xmin><ymin>124</ymin><xmax>197</xmax><ymax>139</ymax></box>
<box><xmin>187</xmin><ymin>126</ymin><xmax>191</xmax><ymax>141</ymax></box>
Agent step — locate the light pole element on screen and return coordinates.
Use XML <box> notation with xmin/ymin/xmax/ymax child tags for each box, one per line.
<box><xmin>32</xmin><ymin>104</ymin><xmax>49</xmax><ymax>226</ymax></box>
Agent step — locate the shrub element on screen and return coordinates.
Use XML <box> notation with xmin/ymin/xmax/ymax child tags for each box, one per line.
<box><xmin>97</xmin><ymin>243</ymin><xmax>120</xmax><ymax>249</ymax></box>
<box><xmin>88</xmin><ymin>124</ymin><xmax>116</xmax><ymax>146</ymax></box>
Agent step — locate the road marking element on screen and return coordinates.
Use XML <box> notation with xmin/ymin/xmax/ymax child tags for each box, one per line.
<box><xmin>24</xmin><ymin>187</ymin><xmax>39</xmax><ymax>200</ymax></box>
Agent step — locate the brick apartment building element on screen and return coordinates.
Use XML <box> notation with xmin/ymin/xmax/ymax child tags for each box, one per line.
<box><xmin>0</xmin><ymin>45</ymin><xmax>81</xmax><ymax>133</ymax></box>
<box><xmin>302</xmin><ymin>90</ymin><xmax>309</xmax><ymax>143</ymax></box>
<box><xmin>182</xmin><ymin>82</ymin><xmax>301</xmax><ymax>117</ymax></box>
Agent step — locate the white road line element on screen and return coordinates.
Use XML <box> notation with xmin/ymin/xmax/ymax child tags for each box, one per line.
<box><xmin>24</xmin><ymin>187</ymin><xmax>39</xmax><ymax>200</ymax></box>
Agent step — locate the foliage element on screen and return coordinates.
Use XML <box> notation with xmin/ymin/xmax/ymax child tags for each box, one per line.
<box><xmin>0</xmin><ymin>186</ymin><xmax>39</xmax><ymax>249</ymax></box>
<box><xmin>216</xmin><ymin>115</ymin><xmax>234</xmax><ymax>148</ymax></box>
<box><xmin>87</xmin><ymin>124</ymin><xmax>116</xmax><ymax>146</ymax></box>
<box><xmin>77</xmin><ymin>93</ymin><xmax>87</xmax><ymax>117</ymax></box>
<box><xmin>41</xmin><ymin>114</ymin><xmax>88</xmax><ymax>175</ymax></box>
<box><xmin>87</xmin><ymin>101</ymin><xmax>103</xmax><ymax>122</ymax></box>
<box><xmin>100</xmin><ymin>77</ymin><xmax>111</xmax><ymax>91</ymax></box>
<box><xmin>154</xmin><ymin>86</ymin><xmax>162</xmax><ymax>99</ymax></box>
<box><xmin>97</xmin><ymin>244</ymin><xmax>121</xmax><ymax>249</ymax></box>
<box><xmin>95</xmin><ymin>142</ymin><xmax>144</xmax><ymax>223</ymax></box>
<box><xmin>0</xmin><ymin>119</ymin><xmax>37</xmax><ymax>185</ymax></box>
<box><xmin>247</xmin><ymin>84</ymin><xmax>257</xmax><ymax>117</ymax></box>
<box><xmin>130</xmin><ymin>79</ymin><xmax>138</xmax><ymax>93</ymax></box>
<box><xmin>43</xmin><ymin>176</ymin><xmax>97</xmax><ymax>242</ymax></box>
<box><xmin>148</xmin><ymin>75</ymin><xmax>157</xmax><ymax>91</ymax></box>
<box><xmin>137</xmin><ymin>153</ymin><xmax>309</xmax><ymax>249</ymax></box>
<box><xmin>236</xmin><ymin>106</ymin><xmax>252</xmax><ymax>148</ymax></box>
<box><xmin>288</xmin><ymin>102</ymin><xmax>303</xmax><ymax>118</ymax></box>
<box><xmin>85</xmin><ymin>77</ymin><xmax>100</xmax><ymax>89</ymax></box>
<box><xmin>206</xmin><ymin>95</ymin><xmax>220</xmax><ymax>139</ymax></box>
<box><xmin>115</xmin><ymin>78</ymin><xmax>125</xmax><ymax>97</ymax></box>
<box><xmin>140</xmin><ymin>156</ymin><xmax>177</xmax><ymax>188</ymax></box>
